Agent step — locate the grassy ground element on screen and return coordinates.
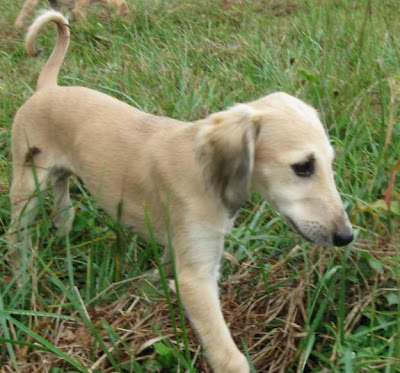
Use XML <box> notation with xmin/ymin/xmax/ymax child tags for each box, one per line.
<box><xmin>0</xmin><ymin>0</ymin><xmax>399</xmax><ymax>372</ymax></box>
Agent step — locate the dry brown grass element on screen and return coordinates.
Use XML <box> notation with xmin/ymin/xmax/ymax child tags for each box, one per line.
<box><xmin>3</xmin><ymin>234</ymin><xmax>398</xmax><ymax>373</ymax></box>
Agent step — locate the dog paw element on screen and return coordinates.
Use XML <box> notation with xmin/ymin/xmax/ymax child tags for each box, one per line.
<box><xmin>117</xmin><ymin>3</ymin><xmax>129</xmax><ymax>17</ymax></box>
<box><xmin>69</xmin><ymin>9</ymin><xmax>86</xmax><ymax>22</ymax></box>
<box><xmin>213</xmin><ymin>352</ymin><xmax>250</xmax><ymax>373</ymax></box>
<box><xmin>14</xmin><ymin>18</ymin><xmax>25</xmax><ymax>29</ymax></box>
<box><xmin>53</xmin><ymin>210</ymin><xmax>75</xmax><ymax>236</ymax></box>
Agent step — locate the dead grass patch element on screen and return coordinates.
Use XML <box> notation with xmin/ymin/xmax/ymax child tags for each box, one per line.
<box><xmin>2</xmin><ymin>236</ymin><xmax>398</xmax><ymax>372</ymax></box>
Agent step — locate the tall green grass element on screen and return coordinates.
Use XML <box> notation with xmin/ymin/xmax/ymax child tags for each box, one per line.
<box><xmin>0</xmin><ymin>0</ymin><xmax>399</xmax><ymax>371</ymax></box>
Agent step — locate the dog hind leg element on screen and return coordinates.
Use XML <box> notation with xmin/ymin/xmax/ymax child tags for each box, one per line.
<box><xmin>6</xmin><ymin>165</ymin><xmax>50</xmax><ymax>266</ymax></box>
<box><xmin>70</xmin><ymin>0</ymin><xmax>90</xmax><ymax>20</ymax></box>
<box><xmin>111</xmin><ymin>0</ymin><xmax>128</xmax><ymax>16</ymax></box>
<box><xmin>51</xmin><ymin>169</ymin><xmax>75</xmax><ymax>236</ymax></box>
<box><xmin>15</xmin><ymin>0</ymin><xmax>39</xmax><ymax>29</ymax></box>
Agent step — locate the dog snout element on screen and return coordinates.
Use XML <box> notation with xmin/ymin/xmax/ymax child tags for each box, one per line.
<box><xmin>332</xmin><ymin>225</ymin><xmax>353</xmax><ymax>246</ymax></box>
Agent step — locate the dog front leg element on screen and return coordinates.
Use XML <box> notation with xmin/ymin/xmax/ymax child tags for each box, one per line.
<box><xmin>174</xmin><ymin>232</ymin><xmax>249</xmax><ymax>373</ymax></box>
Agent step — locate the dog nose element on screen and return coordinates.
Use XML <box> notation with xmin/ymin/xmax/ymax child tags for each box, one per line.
<box><xmin>333</xmin><ymin>226</ymin><xmax>353</xmax><ymax>246</ymax></box>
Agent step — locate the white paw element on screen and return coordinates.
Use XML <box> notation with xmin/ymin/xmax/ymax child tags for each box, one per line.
<box><xmin>53</xmin><ymin>209</ymin><xmax>75</xmax><ymax>236</ymax></box>
<box><xmin>213</xmin><ymin>352</ymin><xmax>250</xmax><ymax>373</ymax></box>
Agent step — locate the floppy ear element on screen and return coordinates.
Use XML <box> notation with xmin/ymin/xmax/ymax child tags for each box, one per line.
<box><xmin>196</xmin><ymin>105</ymin><xmax>262</xmax><ymax>215</ymax></box>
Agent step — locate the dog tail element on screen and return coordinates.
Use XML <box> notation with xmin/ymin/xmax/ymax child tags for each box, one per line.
<box><xmin>25</xmin><ymin>10</ymin><xmax>70</xmax><ymax>91</ymax></box>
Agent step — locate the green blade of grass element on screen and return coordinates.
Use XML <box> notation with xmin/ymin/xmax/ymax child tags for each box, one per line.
<box><xmin>6</xmin><ymin>315</ymin><xmax>88</xmax><ymax>372</ymax></box>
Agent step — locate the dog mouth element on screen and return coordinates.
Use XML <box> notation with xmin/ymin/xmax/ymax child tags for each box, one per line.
<box><xmin>284</xmin><ymin>216</ymin><xmax>331</xmax><ymax>246</ymax></box>
<box><xmin>285</xmin><ymin>216</ymin><xmax>308</xmax><ymax>239</ymax></box>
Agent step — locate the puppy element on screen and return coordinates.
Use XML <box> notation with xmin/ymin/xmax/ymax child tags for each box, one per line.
<box><xmin>14</xmin><ymin>0</ymin><xmax>128</xmax><ymax>28</ymax></box>
<box><xmin>7</xmin><ymin>10</ymin><xmax>353</xmax><ymax>373</ymax></box>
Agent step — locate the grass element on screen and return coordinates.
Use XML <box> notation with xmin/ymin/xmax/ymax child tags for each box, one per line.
<box><xmin>0</xmin><ymin>0</ymin><xmax>399</xmax><ymax>371</ymax></box>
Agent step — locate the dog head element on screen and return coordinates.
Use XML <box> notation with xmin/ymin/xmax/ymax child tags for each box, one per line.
<box><xmin>196</xmin><ymin>92</ymin><xmax>353</xmax><ymax>247</ymax></box>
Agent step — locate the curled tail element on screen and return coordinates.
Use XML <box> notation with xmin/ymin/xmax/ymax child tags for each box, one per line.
<box><xmin>25</xmin><ymin>10</ymin><xmax>70</xmax><ymax>91</ymax></box>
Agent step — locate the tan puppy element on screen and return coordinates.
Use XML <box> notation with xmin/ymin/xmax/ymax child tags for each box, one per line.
<box><xmin>14</xmin><ymin>0</ymin><xmax>128</xmax><ymax>28</ymax></box>
<box><xmin>7</xmin><ymin>10</ymin><xmax>353</xmax><ymax>373</ymax></box>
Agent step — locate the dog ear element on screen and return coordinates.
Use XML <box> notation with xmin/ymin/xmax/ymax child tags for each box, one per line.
<box><xmin>196</xmin><ymin>105</ymin><xmax>262</xmax><ymax>215</ymax></box>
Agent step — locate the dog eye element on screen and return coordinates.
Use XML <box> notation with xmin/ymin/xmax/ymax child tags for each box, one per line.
<box><xmin>291</xmin><ymin>159</ymin><xmax>314</xmax><ymax>177</ymax></box>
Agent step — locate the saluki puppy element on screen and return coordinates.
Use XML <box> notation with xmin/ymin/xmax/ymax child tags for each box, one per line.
<box><xmin>7</xmin><ymin>10</ymin><xmax>353</xmax><ymax>373</ymax></box>
<box><xmin>14</xmin><ymin>0</ymin><xmax>128</xmax><ymax>28</ymax></box>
